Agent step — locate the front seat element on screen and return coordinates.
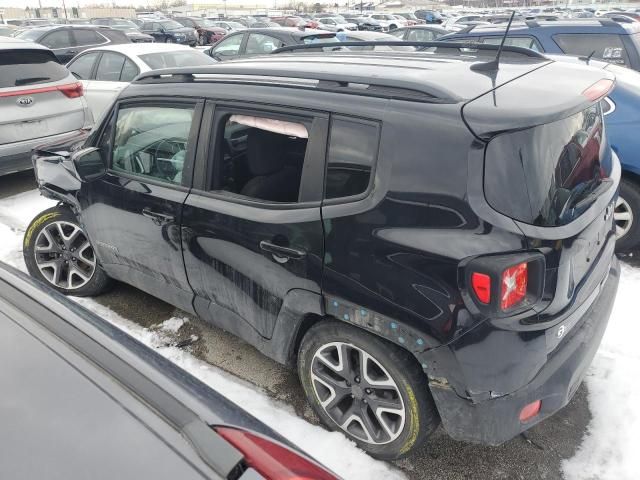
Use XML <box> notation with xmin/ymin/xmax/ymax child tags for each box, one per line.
<box><xmin>240</xmin><ymin>129</ymin><xmax>301</xmax><ymax>202</ymax></box>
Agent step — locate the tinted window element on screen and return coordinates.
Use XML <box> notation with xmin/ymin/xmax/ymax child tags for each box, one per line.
<box><xmin>485</xmin><ymin>104</ymin><xmax>609</xmax><ymax>226</ymax></box>
<box><xmin>112</xmin><ymin>105</ymin><xmax>195</xmax><ymax>185</ymax></box>
<box><xmin>553</xmin><ymin>33</ymin><xmax>630</xmax><ymax>66</ymax></box>
<box><xmin>139</xmin><ymin>50</ymin><xmax>216</xmax><ymax>69</ymax></box>
<box><xmin>67</xmin><ymin>52</ymin><xmax>100</xmax><ymax>79</ymax></box>
<box><xmin>325</xmin><ymin>117</ymin><xmax>379</xmax><ymax>200</ymax></box>
<box><xmin>120</xmin><ymin>58</ymin><xmax>139</xmax><ymax>82</ymax></box>
<box><xmin>482</xmin><ymin>35</ymin><xmax>541</xmax><ymax>52</ymax></box>
<box><xmin>72</xmin><ymin>29</ymin><xmax>106</xmax><ymax>46</ymax></box>
<box><xmin>245</xmin><ymin>33</ymin><xmax>283</xmax><ymax>54</ymax></box>
<box><xmin>40</xmin><ymin>30</ymin><xmax>73</xmax><ymax>49</ymax></box>
<box><xmin>389</xmin><ymin>29</ymin><xmax>405</xmax><ymax>39</ymax></box>
<box><xmin>211</xmin><ymin>113</ymin><xmax>310</xmax><ymax>203</ymax></box>
<box><xmin>407</xmin><ymin>29</ymin><xmax>437</xmax><ymax>42</ymax></box>
<box><xmin>0</xmin><ymin>49</ymin><xmax>68</xmax><ymax>88</ymax></box>
<box><xmin>95</xmin><ymin>52</ymin><xmax>125</xmax><ymax>81</ymax></box>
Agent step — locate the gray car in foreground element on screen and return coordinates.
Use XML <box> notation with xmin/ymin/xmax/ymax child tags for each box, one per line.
<box><xmin>0</xmin><ymin>37</ymin><xmax>93</xmax><ymax>175</ymax></box>
<box><xmin>0</xmin><ymin>261</ymin><xmax>337</xmax><ymax>480</ymax></box>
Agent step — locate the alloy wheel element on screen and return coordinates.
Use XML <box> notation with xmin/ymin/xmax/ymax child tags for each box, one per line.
<box><xmin>310</xmin><ymin>341</ymin><xmax>406</xmax><ymax>445</ymax></box>
<box><xmin>33</xmin><ymin>221</ymin><xmax>96</xmax><ymax>290</ymax></box>
<box><xmin>615</xmin><ymin>196</ymin><xmax>634</xmax><ymax>239</ymax></box>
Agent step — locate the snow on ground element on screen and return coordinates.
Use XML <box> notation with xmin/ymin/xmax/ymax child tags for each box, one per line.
<box><xmin>562</xmin><ymin>264</ymin><xmax>640</xmax><ymax>480</ymax></box>
<box><xmin>0</xmin><ymin>190</ymin><xmax>404</xmax><ymax>480</ymax></box>
<box><xmin>3</xmin><ymin>188</ymin><xmax>640</xmax><ymax>479</ymax></box>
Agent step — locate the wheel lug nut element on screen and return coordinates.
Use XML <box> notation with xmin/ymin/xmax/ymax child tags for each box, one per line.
<box><xmin>365</xmin><ymin>388</ymin><xmax>372</xmax><ymax>394</ymax></box>
<box><xmin>363</xmin><ymin>399</ymin><xmax>368</xmax><ymax>404</ymax></box>
<box><xmin>354</xmin><ymin>376</ymin><xmax>360</xmax><ymax>383</ymax></box>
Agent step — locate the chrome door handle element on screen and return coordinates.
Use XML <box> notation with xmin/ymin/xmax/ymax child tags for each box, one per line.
<box><xmin>142</xmin><ymin>207</ymin><xmax>174</xmax><ymax>226</ymax></box>
<box><xmin>259</xmin><ymin>240</ymin><xmax>307</xmax><ymax>261</ymax></box>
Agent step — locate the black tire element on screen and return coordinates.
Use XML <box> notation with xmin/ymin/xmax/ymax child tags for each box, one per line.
<box><xmin>389</xmin><ymin>24</ymin><xmax>398</xmax><ymax>30</ymax></box>
<box><xmin>298</xmin><ymin>320</ymin><xmax>439</xmax><ymax>460</ymax></box>
<box><xmin>615</xmin><ymin>178</ymin><xmax>640</xmax><ymax>252</ymax></box>
<box><xmin>23</xmin><ymin>206</ymin><xmax>112</xmax><ymax>297</ymax></box>
<box><xmin>165</xmin><ymin>37</ymin><xmax>174</xmax><ymax>43</ymax></box>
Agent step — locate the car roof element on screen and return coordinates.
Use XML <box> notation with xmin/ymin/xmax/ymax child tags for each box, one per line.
<box><xmin>0</xmin><ymin>36</ymin><xmax>48</xmax><ymax>50</ymax></box>
<box><xmin>133</xmin><ymin>51</ymin><xmax>554</xmax><ymax>102</ymax></box>
<box><xmin>451</xmin><ymin>19</ymin><xmax>640</xmax><ymax>35</ymax></box>
<box><xmin>81</xmin><ymin>42</ymin><xmax>193</xmax><ymax>55</ymax></box>
<box><xmin>243</xmin><ymin>27</ymin><xmax>333</xmax><ymax>38</ymax></box>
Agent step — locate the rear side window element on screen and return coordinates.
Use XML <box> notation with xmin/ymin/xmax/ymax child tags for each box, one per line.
<box><xmin>72</xmin><ymin>29</ymin><xmax>106</xmax><ymax>47</ymax></box>
<box><xmin>553</xmin><ymin>33</ymin><xmax>630</xmax><ymax>66</ymax></box>
<box><xmin>40</xmin><ymin>30</ymin><xmax>73</xmax><ymax>49</ymax></box>
<box><xmin>67</xmin><ymin>52</ymin><xmax>100</xmax><ymax>79</ymax></box>
<box><xmin>325</xmin><ymin>116</ymin><xmax>379</xmax><ymax>200</ymax></box>
<box><xmin>95</xmin><ymin>52</ymin><xmax>125</xmax><ymax>81</ymax></box>
<box><xmin>481</xmin><ymin>36</ymin><xmax>542</xmax><ymax>52</ymax></box>
<box><xmin>484</xmin><ymin>104</ymin><xmax>609</xmax><ymax>227</ymax></box>
<box><xmin>0</xmin><ymin>49</ymin><xmax>68</xmax><ymax>88</ymax></box>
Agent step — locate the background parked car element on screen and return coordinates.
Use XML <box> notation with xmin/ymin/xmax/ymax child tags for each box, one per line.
<box><xmin>394</xmin><ymin>12</ymin><xmax>424</xmax><ymax>25</ymax></box>
<box><xmin>15</xmin><ymin>25</ymin><xmax>130</xmax><ymax>63</ymax></box>
<box><xmin>206</xmin><ymin>28</ymin><xmax>336</xmax><ymax>61</ymax></box>
<box><xmin>367</xmin><ymin>13</ymin><xmax>402</xmax><ymax>30</ymax></box>
<box><xmin>0</xmin><ymin>261</ymin><xmax>338</xmax><ymax>480</ymax></box>
<box><xmin>316</xmin><ymin>17</ymin><xmax>357</xmax><ymax>32</ymax></box>
<box><xmin>67</xmin><ymin>43</ymin><xmax>215</xmax><ymax>120</ymax></box>
<box><xmin>442</xmin><ymin>19</ymin><xmax>640</xmax><ymax>70</ymax></box>
<box><xmin>271</xmin><ymin>16</ymin><xmax>319</xmax><ymax>29</ymax></box>
<box><xmin>336</xmin><ymin>30</ymin><xmax>415</xmax><ymax>50</ymax></box>
<box><xmin>388</xmin><ymin>24</ymin><xmax>448</xmax><ymax>41</ymax></box>
<box><xmin>0</xmin><ymin>24</ymin><xmax>17</xmax><ymax>36</ymax></box>
<box><xmin>0</xmin><ymin>37</ymin><xmax>92</xmax><ymax>176</ymax></box>
<box><xmin>207</xmin><ymin>20</ymin><xmax>246</xmax><ymax>33</ymax></box>
<box><xmin>342</xmin><ymin>15</ymin><xmax>383</xmax><ymax>31</ymax></box>
<box><xmin>140</xmin><ymin>19</ymin><xmax>197</xmax><ymax>45</ymax></box>
<box><xmin>414</xmin><ymin>9</ymin><xmax>444</xmax><ymax>23</ymax></box>
<box><xmin>91</xmin><ymin>17</ymin><xmax>154</xmax><ymax>43</ymax></box>
<box><xmin>174</xmin><ymin>17</ymin><xmax>227</xmax><ymax>45</ymax></box>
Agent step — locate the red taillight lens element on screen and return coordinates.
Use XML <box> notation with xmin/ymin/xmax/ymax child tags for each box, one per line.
<box><xmin>500</xmin><ymin>262</ymin><xmax>528</xmax><ymax>311</ymax></box>
<box><xmin>582</xmin><ymin>78</ymin><xmax>614</xmax><ymax>102</ymax></box>
<box><xmin>519</xmin><ymin>400</ymin><xmax>541</xmax><ymax>423</ymax></box>
<box><xmin>215</xmin><ymin>427</ymin><xmax>337</xmax><ymax>480</ymax></box>
<box><xmin>59</xmin><ymin>82</ymin><xmax>83</xmax><ymax>98</ymax></box>
<box><xmin>471</xmin><ymin>272</ymin><xmax>491</xmax><ymax>304</ymax></box>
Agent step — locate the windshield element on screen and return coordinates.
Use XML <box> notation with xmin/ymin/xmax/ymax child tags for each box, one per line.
<box><xmin>159</xmin><ymin>20</ymin><xmax>184</xmax><ymax>30</ymax></box>
<box><xmin>16</xmin><ymin>29</ymin><xmax>46</xmax><ymax>41</ymax></box>
<box><xmin>140</xmin><ymin>50</ymin><xmax>217</xmax><ymax>69</ymax></box>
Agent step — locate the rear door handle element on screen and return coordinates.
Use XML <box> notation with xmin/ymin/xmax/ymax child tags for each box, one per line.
<box><xmin>142</xmin><ymin>207</ymin><xmax>175</xmax><ymax>226</ymax></box>
<box><xmin>260</xmin><ymin>240</ymin><xmax>307</xmax><ymax>261</ymax></box>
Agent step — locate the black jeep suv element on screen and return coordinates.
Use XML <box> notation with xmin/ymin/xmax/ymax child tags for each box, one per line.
<box><xmin>25</xmin><ymin>46</ymin><xmax>620</xmax><ymax>460</ymax></box>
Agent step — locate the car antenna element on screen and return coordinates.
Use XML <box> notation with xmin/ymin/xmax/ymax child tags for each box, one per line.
<box><xmin>583</xmin><ymin>50</ymin><xmax>596</xmax><ymax>65</ymax></box>
<box><xmin>471</xmin><ymin>10</ymin><xmax>516</xmax><ymax>72</ymax></box>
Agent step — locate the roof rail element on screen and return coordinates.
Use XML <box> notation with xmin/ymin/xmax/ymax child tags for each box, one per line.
<box><xmin>270</xmin><ymin>41</ymin><xmax>547</xmax><ymax>58</ymax></box>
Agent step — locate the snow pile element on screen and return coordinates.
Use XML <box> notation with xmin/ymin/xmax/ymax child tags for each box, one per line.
<box><xmin>562</xmin><ymin>264</ymin><xmax>640</xmax><ymax>480</ymax></box>
<box><xmin>0</xmin><ymin>190</ymin><xmax>404</xmax><ymax>480</ymax></box>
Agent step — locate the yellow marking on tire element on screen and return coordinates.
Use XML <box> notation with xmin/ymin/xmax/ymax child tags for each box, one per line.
<box><xmin>400</xmin><ymin>382</ymin><xmax>420</xmax><ymax>454</ymax></box>
<box><xmin>24</xmin><ymin>212</ymin><xmax>60</xmax><ymax>247</ymax></box>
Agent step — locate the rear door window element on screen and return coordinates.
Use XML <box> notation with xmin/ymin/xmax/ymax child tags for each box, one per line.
<box><xmin>407</xmin><ymin>29</ymin><xmax>437</xmax><ymax>42</ymax></box>
<box><xmin>119</xmin><ymin>59</ymin><xmax>140</xmax><ymax>82</ymax></box>
<box><xmin>0</xmin><ymin>49</ymin><xmax>68</xmax><ymax>87</ymax></box>
<box><xmin>72</xmin><ymin>29</ymin><xmax>107</xmax><ymax>47</ymax></box>
<box><xmin>553</xmin><ymin>33</ymin><xmax>630</xmax><ymax>66</ymax></box>
<box><xmin>67</xmin><ymin>52</ymin><xmax>100</xmax><ymax>79</ymax></box>
<box><xmin>245</xmin><ymin>33</ymin><xmax>283</xmax><ymax>54</ymax></box>
<box><xmin>95</xmin><ymin>52</ymin><xmax>126</xmax><ymax>81</ymax></box>
<box><xmin>325</xmin><ymin>116</ymin><xmax>379</xmax><ymax>201</ymax></box>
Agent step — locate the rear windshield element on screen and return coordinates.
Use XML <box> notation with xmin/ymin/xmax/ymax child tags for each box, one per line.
<box><xmin>0</xmin><ymin>49</ymin><xmax>68</xmax><ymax>88</ymax></box>
<box><xmin>139</xmin><ymin>50</ymin><xmax>216</xmax><ymax>69</ymax></box>
<box><xmin>484</xmin><ymin>103</ymin><xmax>611</xmax><ymax>227</ymax></box>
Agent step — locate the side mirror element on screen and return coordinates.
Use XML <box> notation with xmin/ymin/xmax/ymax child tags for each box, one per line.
<box><xmin>71</xmin><ymin>147</ymin><xmax>106</xmax><ymax>182</ymax></box>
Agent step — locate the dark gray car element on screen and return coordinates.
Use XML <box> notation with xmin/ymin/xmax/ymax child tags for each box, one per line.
<box><xmin>0</xmin><ymin>261</ymin><xmax>336</xmax><ymax>480</ymax></box>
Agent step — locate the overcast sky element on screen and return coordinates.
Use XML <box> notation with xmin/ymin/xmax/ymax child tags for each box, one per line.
<box><xmin>0</xmin><ymin>1</ymin><xmax>151</xmax><ymax>7</ymax></box>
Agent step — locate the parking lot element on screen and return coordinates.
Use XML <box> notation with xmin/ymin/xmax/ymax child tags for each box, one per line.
<box><xmin>2</xmin><ymin>169</ymin><xmax>633</xmax><ymax>480</ymax></box>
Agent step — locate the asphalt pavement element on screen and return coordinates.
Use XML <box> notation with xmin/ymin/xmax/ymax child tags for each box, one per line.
<box><xmin>3</xmin><ymin>169</ymin><xmax>631</xmax><ymax>480</ymax></box>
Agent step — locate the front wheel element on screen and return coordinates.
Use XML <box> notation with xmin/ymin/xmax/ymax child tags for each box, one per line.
<box><xmin>165</xmin><ymin>37</ymin><xmax>174</xmax><ymax>43</ymax></box>
<box><xmin>298</xmin><ymin>321</ymin><xmax>439</xmax><ymax>460</ymax></box>
<box><xmin>23</xmin><ymin>206</ymin><xmax>111</xmax><ymax>296</ymax></box>
<box><xmin>615</xmin><ymin>178</ymin><xmax>640</xmax><ymax>252</ymax></box>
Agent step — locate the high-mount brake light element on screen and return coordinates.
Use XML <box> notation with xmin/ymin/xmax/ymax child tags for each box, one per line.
<box><xmin>500</xmin><ymin>262</ymin><xmax>528</xmax><ymax>311</ymax></box>
<box><xmin>214</xmin><ymin>426</ymin><xmax>338</xmax><ymax>480</ymax></box>
<box><xmin>471</xmin><ymin>272</ymin><xmax>491</xmax><ymax>304</ymax></box>
<box><xmin>582</xmin><ymin>79</ymin><xmax>614</xmax><ymax>102</ymax></box>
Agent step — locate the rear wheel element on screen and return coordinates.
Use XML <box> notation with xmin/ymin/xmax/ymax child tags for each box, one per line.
<box><xmin>165</xmin><ymin>37</ymin><xmax>174</xmax><ymax>43</ymax></box>
<box><xmin>615</xmin><ymin>178</ymin><xmax>640</xmax><ymax>252</ymax></box>
<box><xmin>298</xmin><ymin>321</ymin><xmax>439</xmax><ymax>460</ymax></box>
<box><xmin>23</xmin><ymin>206</ymin><xmax>111</xmax><ymax>296</ymax></box>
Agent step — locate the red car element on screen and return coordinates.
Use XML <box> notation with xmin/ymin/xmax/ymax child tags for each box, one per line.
<box><xmin>271</xmin><ymin>16</ymin><xmax>319</xmax><ymax>29</ymax></box>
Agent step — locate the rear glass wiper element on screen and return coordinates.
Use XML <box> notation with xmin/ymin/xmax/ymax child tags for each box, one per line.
<box><xmin>15</xmin><ymin>77</ymin><xmax>51</xmax><ymax>86</ymax></box>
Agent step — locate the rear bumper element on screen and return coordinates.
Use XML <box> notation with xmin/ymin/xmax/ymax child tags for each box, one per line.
<box><xmin>0</xmin><ymin>129</ymin><xmax>88</xmax><ymax>176</ymax></box>
<box><xmin>428</xmin><ymin>256</ymin><xmax>619</xmax><ymax>445</ymax></box>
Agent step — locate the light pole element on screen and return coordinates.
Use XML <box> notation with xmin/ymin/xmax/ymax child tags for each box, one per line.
<box><xmin>62</xmin><ymin>0</ymin><xmax>68</xmax><ymax>19</ymax></box>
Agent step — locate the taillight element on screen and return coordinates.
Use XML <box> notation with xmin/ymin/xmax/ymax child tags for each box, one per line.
<box><xmin>463</xmin><ymin>252</ymin><xmax>544</xmax><ymax>316</ymax></box>
<box><xmin>519</xmin><ymin>399</ymin><xmax>542</xmax><ymax>423</ymax></box>
<box><xmin>214</xmin><ymin>427</ymin><xmax>337</xmax><ymax>480</ymax></box>
<box><xmin>500</xmin><ymin>262</ymin><xmax>528</xmax><ymax>311</ymax></box>
<box><xmin>59</xmin><ymin>82</ymin><xmax>83</xmax><ymax>98</ymax></box>
<box><xmin>471</xmin><ymin>272</ymin><xmax>491</xmax><ymax>304</ymax></box>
